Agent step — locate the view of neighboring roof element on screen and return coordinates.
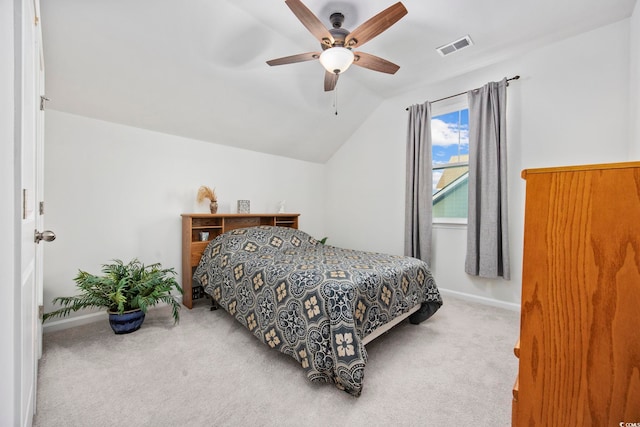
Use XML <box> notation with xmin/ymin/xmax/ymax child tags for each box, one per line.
<box><xmin>433</xmin><ymin>155</ymin><xmax>469</xmax><ymax>218</ymax></box>
<box><xmin>435</xmin><ymin>154</ymin><xmax>469</xmax><ymax>190</ymax></box>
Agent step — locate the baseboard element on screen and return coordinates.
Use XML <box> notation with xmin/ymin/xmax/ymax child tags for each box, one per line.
<box><xmin>42</xmin><ymin>296</ymin><xmax>185</xmax><ymax>333</ymax></box>
<box><xmin>42</xmin><ymin>291</ymin><xmax>518</xmax><ymax>332</ymax></box>
<box><xmin>437</xmin><ymin>288</ymin><xmax>521</xmax><ymax>312</ymax></box>
<box><xmin>42</xmin><ymin>311</ymin><xmax>106</xmax><ymax>333</ymax></box>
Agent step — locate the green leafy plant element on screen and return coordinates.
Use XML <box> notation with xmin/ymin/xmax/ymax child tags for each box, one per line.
<box><xmin>43</xmin><ymin>259</ymin><xmax>183</xmax><ymax>324</ymax></box>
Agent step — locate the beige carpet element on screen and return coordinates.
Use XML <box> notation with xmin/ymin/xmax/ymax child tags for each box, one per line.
<box><xmin>34</xmin><ymin>294</ymin><xmax>519</xmax><ymax>427</ymax></box>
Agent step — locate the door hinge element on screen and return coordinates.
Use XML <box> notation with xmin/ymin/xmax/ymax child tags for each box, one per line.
<box><xmin>39</xmin><ymin>201</ymin><xmax>45</xmax><ymax>215</ymax></box>
<box><xmin>39</xmin><ymin>305</ymin><xmax>44</xmax><ymax>320</ymax></box>
<box><xmin>40</xmin><ymin>95</ymin><xmax>50</xmax><ymax>111</ymax></box>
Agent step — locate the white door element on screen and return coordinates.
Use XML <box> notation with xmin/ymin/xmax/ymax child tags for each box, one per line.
<box><xmin>34</xmin><ymin>3</ymin><xmax>47</xmax><ymax>363</ymax></box>
<box><xmin>20</xmin><ymin>0</ymin><xmax>49</xmax><ymax>426</ymax></box>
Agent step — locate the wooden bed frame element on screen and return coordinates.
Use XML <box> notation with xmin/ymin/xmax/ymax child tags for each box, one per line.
<box><xmin>181</xmin><ymin>213</ymin><xmax>300</xmax><ymax>308</ymax></box>
<box><xmin>181</xmin><ymin>213</ymin><xmax>424</xmax><ymax>345</ymax></box>
<box><xmin>361</xmin><ymin>304</ymin><xmax>420</xmax><ymax>345</ymax></box>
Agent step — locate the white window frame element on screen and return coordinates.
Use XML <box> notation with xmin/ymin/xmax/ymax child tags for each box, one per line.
<box><xmin>431</xmin><ymin>96</ymin><xmax>469</xmax><ymax>226</ymax></box>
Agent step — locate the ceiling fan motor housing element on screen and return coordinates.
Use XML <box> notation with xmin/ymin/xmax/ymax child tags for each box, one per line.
<box><xmin>319</xmin><ymin>11</ymin><xmax>348</xmax><ymax>49</ymax></box>
<box><xmin>323</xmin><ymin>28</ymin><xmax>349</xmax><ymax>49</ymax></box>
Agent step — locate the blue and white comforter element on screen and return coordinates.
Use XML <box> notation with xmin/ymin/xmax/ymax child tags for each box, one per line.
<box><xmin>194</xmin><ymin>226</ymin><xmax>442</xmax><ymax>396</ymax></box>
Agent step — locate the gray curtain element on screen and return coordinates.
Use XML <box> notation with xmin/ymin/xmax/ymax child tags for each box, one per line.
<box><xmin>465</xmin><ymin>78</ymin><xmax>510</xmax><ymax>279</ymax></box>
<box><xmin>404</xmin><ymin>102</ymin><xmax>433</xmax><ymax>264</ymax></box>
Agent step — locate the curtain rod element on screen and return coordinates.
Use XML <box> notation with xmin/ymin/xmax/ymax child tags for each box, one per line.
<box><xmin>405</xmin><ymin>75</ymin><xmax>520</xmax><ymax>111</ymax></box>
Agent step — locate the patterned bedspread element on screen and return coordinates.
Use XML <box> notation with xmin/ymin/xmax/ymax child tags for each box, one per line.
<box><xmin>193</xmin><ymin>226</ymin><xmax>442</xmax><ymax>396</ymax></box>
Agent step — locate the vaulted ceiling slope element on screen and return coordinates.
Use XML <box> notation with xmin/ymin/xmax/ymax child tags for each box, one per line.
<box><xmin>41</xmin><ymin>0</ymin><xmax>636</xmax><ymax>163</ymax></box>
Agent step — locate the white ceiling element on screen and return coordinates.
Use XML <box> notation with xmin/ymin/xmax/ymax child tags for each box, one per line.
<box><xmin>41</xmin><ymin>0</ymin><xmax>637</xmax><ymax>163</ymax></box>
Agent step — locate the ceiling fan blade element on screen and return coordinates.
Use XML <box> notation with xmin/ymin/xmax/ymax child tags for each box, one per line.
<box><xmin>345</xmin><ymin>2</ymin><xmax>407</xmax><ymax>49</ymax></box>
<box><xmin>266</xmin><ymin>52</ymin><xmax>320</xmax><ymax>66</ymax></box>
<box><xmin>285</xmin><ymin>0</ymin><xmax>334</xmax><ymax>47</ymax></box>
<box><xmin>352</xmin><ymin>51</ymin><xmax>400</xmax><ymax>74</ymax></box>
<box><xmin>324</xmin><ymin>71</ymin><xmax>338</xmax><ymax>91</ymax></box>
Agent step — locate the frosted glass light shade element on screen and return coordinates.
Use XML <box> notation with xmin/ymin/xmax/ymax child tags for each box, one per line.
<box><xmin>319</xmin><ymin>47</ymin><xmax>354</xmax><ymax>74</ymax></box>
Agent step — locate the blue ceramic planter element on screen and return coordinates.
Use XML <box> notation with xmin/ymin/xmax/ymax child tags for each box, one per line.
<box><xmin>108</xmin><ymin>309</ymin><xmax>145</xmax><ymax>334</ymax></box>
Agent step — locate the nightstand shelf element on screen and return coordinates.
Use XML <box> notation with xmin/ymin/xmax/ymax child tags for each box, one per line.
<box><xmin>180</xmin><ymin>213</ymin><xmax>299</xmax><ymax>308</ymax></box>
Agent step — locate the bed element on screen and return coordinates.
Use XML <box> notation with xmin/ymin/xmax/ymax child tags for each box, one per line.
<box><xmin>193</xmin><ymin>225</ymin><xmax>442</xmax><ymax>396</ymax></box>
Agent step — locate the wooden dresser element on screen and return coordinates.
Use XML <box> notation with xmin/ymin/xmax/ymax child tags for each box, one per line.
<box><xmin>181</xmin><ymin>213</ymin><xmax>299</xmax><ymax>308</ymax></box>
<box><xmin>513</xmin><ymin>162</ymin><xmax>640</xmax><ymax>426</ymax></box>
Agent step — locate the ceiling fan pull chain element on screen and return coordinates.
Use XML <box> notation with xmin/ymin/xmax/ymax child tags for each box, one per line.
<box><xmin>334</xmin><ymin>83</ymin><xmax>339</xmax><ymax>115</ymax></box>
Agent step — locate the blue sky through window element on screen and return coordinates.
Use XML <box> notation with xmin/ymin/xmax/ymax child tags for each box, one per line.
<box><xmin>432</xmin><ymin>109</ymin><xmax>469</xmax><ymax>165</ymax></box>
<box><xmin>432</xmin><ymin>108</ymin><xmax>469</xmax><ymax>195</ymax></box>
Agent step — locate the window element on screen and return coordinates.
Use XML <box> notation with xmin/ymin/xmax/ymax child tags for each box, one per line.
<box><xmin>431</xmin><ymin>101</ymin><xmax>469</xmax><ymax>223</ymax></box>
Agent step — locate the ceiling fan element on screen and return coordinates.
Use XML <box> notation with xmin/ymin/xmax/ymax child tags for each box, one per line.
<box><xmin>266</xmin><ymin>0</ymin><xmax>408</xmax><ymax>91</ymax></box>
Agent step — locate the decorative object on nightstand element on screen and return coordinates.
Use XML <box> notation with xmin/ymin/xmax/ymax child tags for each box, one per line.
<box><xmin>237</xmin><ymin>200</ymin><xmax>250</xmax><ymax>213</ymax></box>
<box><xmin>43</xmin><ymin>259</ymin><xmax>182</xmax><ymax>334</ymax></box>
<box><xmin>197</xmin><ymin>185</ymin><xmax>218</xmax><ymax>213</ymax></box>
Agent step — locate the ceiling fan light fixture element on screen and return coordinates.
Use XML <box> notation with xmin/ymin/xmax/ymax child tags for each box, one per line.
<box><xmin>319</xmin><ymin>47</ymin><xmax>354</xmax><ymax>74</ymax></box>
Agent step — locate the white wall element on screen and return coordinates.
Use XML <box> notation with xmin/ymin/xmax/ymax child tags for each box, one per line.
<box><xmin>325</xmin><ymin>18</ymin><xmax>632</xmax><ymax>307</ymax></box>
<box><xmin>631</xmin><ymin>1</ymin><xmax>640</xmax><ymax>158</ymax></box>
<box><xmin>43</xmin><ymin>15</ymin><xmax>637</xmax><ymax>322</ymax></box>
<box><xmin>0</xmin><ymin>0</ymin><xmax>17</xmax><ymax>424</ymax></box>
<box><xmin>43</xmin><ymin>111</ymin><xmax>326</xmax><ymax>322</ymax></box>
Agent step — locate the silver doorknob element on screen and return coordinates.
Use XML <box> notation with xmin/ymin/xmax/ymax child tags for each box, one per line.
<box><xmin>34</xmin><ymin>229</ymin><xmax>56</xmax><ymax>243</ymax></box>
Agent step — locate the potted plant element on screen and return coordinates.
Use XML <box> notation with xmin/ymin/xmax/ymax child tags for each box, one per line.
<box><xmin>43</xmin><ymin>259</ymin><xmax>183</xmax><ymax>334</ymax></box>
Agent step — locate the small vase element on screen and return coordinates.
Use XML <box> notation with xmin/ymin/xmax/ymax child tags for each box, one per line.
<box><xmin>209</xmin><ymin>201</ymin><xmax>218</xmax><ymax>214</ymax></box>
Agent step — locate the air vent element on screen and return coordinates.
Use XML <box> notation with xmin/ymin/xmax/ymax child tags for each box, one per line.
<box><xmin>436</xmin><ymin>35</ymin><xmax>474</xmax><ymax>57</ymax></box>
